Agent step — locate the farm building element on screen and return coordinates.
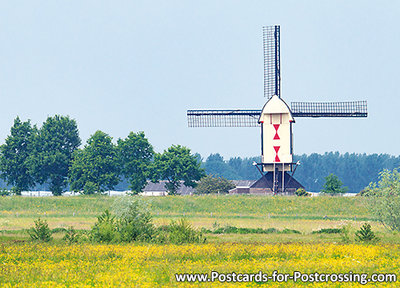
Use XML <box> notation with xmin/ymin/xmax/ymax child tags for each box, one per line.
<box><xmin>141</xmin><ymin>179</ymin><xmax>303</xmax><ymax>196</ymax></box>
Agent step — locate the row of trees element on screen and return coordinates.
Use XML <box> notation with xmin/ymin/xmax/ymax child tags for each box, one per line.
<box><xmin>201</xmin><ymin>152</ymin><xmax>400</xmax><ymax>193</ymax></box>
<box><xmin>0</xmin><ymin>116</ymin><xmax>204</xmax><ymax>195</ymax></box>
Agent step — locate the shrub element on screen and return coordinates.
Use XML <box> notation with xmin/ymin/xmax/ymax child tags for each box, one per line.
<box><xmin>112</xmin><ymin>197</ymin><xmax>155</xmax><ymax>242</ymax></box>
<box><xmin>161</xmin><ymin>219</ymin><xmax>205</xmax><ymax>244</ymax></box>
<box><xmin>312</xmin><ymin>228</ymin><xmax>342</xmax><ymax>234</ymax></box>
<box><xmin>281</xmin><ymin>228</ymin><xmax>301</xmax><ymax>234</ymax></box>
<box><xmin>90</xmin><ymin>210</ymin><xmax>119</xmax><ymax>243</ymax></box>
<box><xmin>90</xmin><ymin>197</ymin><xmax>156</xmax><ymax>243</ymax></box>
<box><xmin>195</xmin><ymin>175</ymin><xmax>235</xmax><ymax>194</ymax></box>
<box><xmin>340</xmin><ymin>223</ymin><xmax>353</xmax><ymax>243</ymax></box>
<box><xmin>202</xmin><ymin>225</ymin><xmax>298</xmax><ymax>235</ymax></box>
<box><xmin>51</xmin><ymin>227</ymin><xmax>67</xmax><ymax>233</ymax></box>
<box><xmin>295</xmin><ymin>188</ymin><xmax>310</xmax><ymax>197</ymax></box>
<box><xmin>365</xmin><ymin>168</ymin><xmax>400</xmax><ymax>231</ymax></box>
<box><xmin>28</xmin><ymin>218</ymin><xmax>52</xmax><ymax>242</ymax></box>
<box><xmin>63</xmin><ymin>226</ymin><xmax>80</xmax><ymax>244</ymax></box>
<box><xmin>355</xmin><ymin>223</ymin><xmax>378</xmax><ymax>243</ymax></box>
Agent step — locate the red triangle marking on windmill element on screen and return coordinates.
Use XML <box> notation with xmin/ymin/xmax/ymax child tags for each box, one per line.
<box><xmin>273</xmin><ymin>146</ymin><xmax>280</xmax><ymax>162</ymax></box>
<box><xmin>273</xmin><ymin>124</ymin><xmax>280</xmax><ymax>140</ymax></box>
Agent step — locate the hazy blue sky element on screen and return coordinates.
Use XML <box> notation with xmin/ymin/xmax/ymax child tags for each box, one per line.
<box><xmin>0</xmin><ymin>1</ymin><xmax>399</xmax><ymax>160</ymax></box>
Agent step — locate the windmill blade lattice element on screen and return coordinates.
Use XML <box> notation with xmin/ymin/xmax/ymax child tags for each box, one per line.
<box><xmin>263</xmin><ymin>25</ymin><xmax>280</xmax><ymax>99</ymax></box>
<box><xmin>187</xmin><ymin>110</ymin><xmax>261</xmax><ymax>127</ymax></box>
<box><xmin>290</xmin><ymin>101</ymin><xmax>368</xmax><ymax>118</ymax></box>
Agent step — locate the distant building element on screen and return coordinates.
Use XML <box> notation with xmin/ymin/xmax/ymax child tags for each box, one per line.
<box><xmin>141</xmin><ymin>178</ymin><xmax>304</xmax><ymax>196</ymax></box>
<box><xmin>141</xmin><ymin>181</ymin><xmax>195</xmax><ymax>196</ymax></box>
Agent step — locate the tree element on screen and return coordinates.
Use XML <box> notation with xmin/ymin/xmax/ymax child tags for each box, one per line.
<box><xmin>152</xmin><ymin>145</ymin><xmax>205</xmax><ymax>195</ymax></box>
<box><xmin>117</xmin><ymin>132</ymin><xmax>154</xmax><ymax>193</ymax></box>
<box><xmin>321</xmin><ymin>173</ymin><xmax>348</xmax><ymax>194</ymax></box>
<box><xmin>195</xmin><ymin>175</ymin><xmax>235</xmax><ymax>194</ymax></box>
<box><xmin>355</xmin><ymin>223</ymin><xmax>378</xmax><ymax>243</ymax></box>
<box><xmin>204</xmin><ymin>153</ymin><xmax>239</xmax><ymax>180</ymax></box>
<box><xmin>68</xmin><ymin>131</ymin><xmax>119</xmax><ymax>194</ymax></box>
<box><xmin>0</xmin><ymin>117</ymin><xmax>37</xmax><ymax>194</ymax></box>
<box><xmin>366</xmin><ymin>168</ymin><xmax>400</xmax><ymax>231</ymax></box>
<box><xmin>29</xmin><ymin>115</ymin><xmax>81</xmax><ymax>195</ymax></box>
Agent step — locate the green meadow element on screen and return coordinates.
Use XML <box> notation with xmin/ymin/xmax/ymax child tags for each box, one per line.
<box><xmin>1</xmin><ymin>195</ymin><xmax>398</xmax><ymax>244</ymax></box>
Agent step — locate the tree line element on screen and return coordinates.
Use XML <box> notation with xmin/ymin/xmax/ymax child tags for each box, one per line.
<box><xmin>201</xmin><ymin>152</ymin><xmax>400</xmax><ymax>193</ymax></box>
<box><xmin>1</xmin><ymin>116</ymin><xmax>398</xmax><ymax>194</ymax></box>
<box><xmin>0</xmin><ymin>116</ymin><xmax>204</xmax><ymax>195</ymax></box>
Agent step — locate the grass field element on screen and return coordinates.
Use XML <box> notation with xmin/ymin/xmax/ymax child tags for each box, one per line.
<box><xmin>1</xmin><ymin>195</ymin><xmax>399</xmax><ymax>287</ymax></box>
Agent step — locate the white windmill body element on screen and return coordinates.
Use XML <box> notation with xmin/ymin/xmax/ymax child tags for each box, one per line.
<box><xmin>259</xmin><ymin>95</ymin><xmax>294</xmax><ymax>172</ymax></box>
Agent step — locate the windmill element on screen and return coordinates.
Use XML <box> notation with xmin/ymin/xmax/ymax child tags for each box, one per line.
<box><xmin>187</xmin><ymin>25</ymin><xmax>368</xmax><ymax>194</ymax></box>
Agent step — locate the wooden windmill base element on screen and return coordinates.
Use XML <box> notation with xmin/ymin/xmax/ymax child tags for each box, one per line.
<box><xmin>230</xmin><ymin>172</ymin><xmax>304</xmax><ymax>195</ymax></box>
<box><xmin>251</xmin><ymin>172</ymin><xmax>304</xmax><ymax>195</ymax></box>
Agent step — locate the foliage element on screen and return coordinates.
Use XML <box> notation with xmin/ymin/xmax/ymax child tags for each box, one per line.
<box><xmin>355</xmin><ymin>223</ymin><xmax>379</xmax><ymax>243</ymax></box>
<box><xmin>91</xmin><ymin>198</ymin><xmax>155</xmax><ymax>243</ymax></box>
<box><xmin>340</xmin><ymin>223</ymin><xmax>353</xmax><ymax>243</ymax></box>
<box><xmin>365</xmin><ymin>168</ymin><xmax>400</xmax><ymax>231</ymax></box>
<box><xmin>201</xmin><ymin>152</ymin><xmax>400</xmax><ymax>193</ymax></box>
<box><xmin>117</xmin><ymin>132</ymin><xmax>154</xmax><ymax>194</ymax></box>
<box><xmin>69</xmin><ymin>131</ymin><xmax>120</xmax><ymax>194</ymax></box>
<box><xmin>112</xmin><ymin>197</ymin><xmax>154</xmax><ymax>242</ymax></box>
<box><xmin>321</xmin><ymin>174</ymin><xmax>348</xmax><ymax>194</ymax></box>
<box><xmin>0</xmin><ymin>117</ymin><xmax>37</xmax><ymax>194</ymax></box>
<box><xmin>62</xmin><ymin>226</ymin><xmax>80</xmax><ymax>244</ymax></box>
<box><xmin>159</xmin><ymin>218</ymin><xmax>205</xmax><ymax>244</ymax></box>
<box><xmin>152</xmin><ymin>145</ymin><xmax>205</xmax><ymax>195</ymax></box>
<box><xmin>203</xmin><ymin>225</ymin><xmax>300</xmax><ymax>235</ymax></box>
<box><xmin>295</xmin><ymin>188</ymin><xmax>310</xmax><ymax>197</ymax></box>
<box><xmin>0</xmin><ymin>188</ymin><xmax>10</xmax><ymax>196</ymax></box>
<box><xmin>90</xmin><ymin>209</ymin><xmax>119</xmax><ymax>243</ymax></box>
<box><xmin>28</xmin><ymin>115</ymin><xmax>80</xmax><ymax>196</ymax></box>
<box><xmin>195</xmin><ymin>175</ymin><xmax>235</xmax><ymax>194</ymax></box>
<box><xmin>204</xmin><ymin>154</ymin><xmax>241</xmax><ymax>180</ymax></box>
<box><xmin>311</xmin><ymin>228</ymin><xmax>342</xmax><ymax>234</ymax></box>
<box><xmin>28</xmin><ymin>218</ymin><xmax>52</xmax><ymax>242</ymax></box>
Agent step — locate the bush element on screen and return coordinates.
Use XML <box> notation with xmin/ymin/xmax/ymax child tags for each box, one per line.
<box><xmin>63</xmin><ymin>226</ymin><xmax>81</xmax><ymax>244</ymax></box>
<box><xmin>365</xmin><ymin>168</ymin><xmax>400</xmax><ymax>231</ymax></box>
<box><xmin>312</xmin><ymin>228</ymin><xmax>342</xmax><ymax>234</ymax></box>
<box><xmin>164</xmin><ymin>219</ymin><xmax>205</xmax><ymax>244</ymax></box>
<box><xmin>112</xmin><ymin>197</ymin><xmax>154</xmax><ymax>242</ymax></box>
<box><xmin>51</xmin><ymin>227</ymin><xmax>67</xmax><ymax>233</ymax></box>
<box><xmin>340</xmin><ymin>223</ymin><xmax>353</xmax><ymax>243</ymax></box>
<box><xmin>28</xmin><ymin>218</ymin><xmax>52</xmax><ymax>242</ymax></box>
<box><xmin>195</xmin><ymin>175</ymin><xmax>235</xmax><ymax>194</ymax></box>
<box><xmin>90</xmin><ymin>210</ymin><xmax>119</xmax><ymax>243</ymax></box>
<box><xmin>202</xmin><ymin>225</ymin><xmax>299</xmax><ymax>235</ymax></box>
<box><xmin>355</xmin><ymin>223</ymin><xmax>378</xmax><ymax>243</ymax></box>
<box><xmin>90</xmin><ymin>197</ymin><xmax>155</xmax><ymax>243</ymax></box>
<box><xmin>295</xmin><ymin>188</ymin><xmax>310</xmax><ymax>197</ymax></box>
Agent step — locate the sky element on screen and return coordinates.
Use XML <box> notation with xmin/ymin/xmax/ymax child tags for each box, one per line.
<box><xmin>0</xmin><ymin>0</ymin><xmax>399</xmax><ymax>160</ymax></box>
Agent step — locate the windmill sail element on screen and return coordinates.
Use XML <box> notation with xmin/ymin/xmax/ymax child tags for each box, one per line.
<box><xmin>291</xmin><ymin>101</ymin><xmax>368</xmax><ymax>117</ymax></box>
<box><xmin>187</xmin><ymin>110</ymin><xmax>260</xmax><ymax>127</ymax></box>
<box><xmin>187</xmin><ymin>100</ymin><xmax>367</xmax><ymax>127</ymax></box>
<box><xmin>263</xmin><ymin>25</ymin><xmax>280</xmax><ymax>99</ymax></box>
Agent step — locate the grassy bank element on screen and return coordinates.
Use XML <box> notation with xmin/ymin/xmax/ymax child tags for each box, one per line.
<box><xmin>0</xmin><ymin>195</ymin><xmax>369</xmax><ymax>218</ymax></box>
